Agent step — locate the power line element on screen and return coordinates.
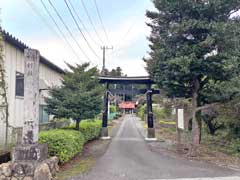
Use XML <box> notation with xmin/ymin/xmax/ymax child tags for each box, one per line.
<box><xmin>24</xmin><ymin>0</ymin><xmax>64</xmax><ymax>44</ymax></box>
<box><xmin>39</xmin><ymin>0</ymin><xmax>82</xmax><ymax>61</ymax></box>
<box><xmin>93</xmin><ymin>0</ymin><xmax>111</xmax><ymax>44</ymax></box>
<box><xmin>80</xmin><ymin>0</ymin><xmax>105</xmax><ymax>45</ymax></box>
<box><xmin>64</xmin><ymin>0</ymin><xmax>101</xmax><ymax>60</ymax></box>
<box><xmin>67</xmin><ymin>0</ymin><xmax>101</xmax><ymax>47</ymax></box>
<box><xmin>47</xmin><ymin>0</ymin><xmax>91</xmax><ymax>62</ymax></box>
<box><xmin>108</xmin><ymin>22</ymin><xmax>135</xmax><ymax>56</ymax></box>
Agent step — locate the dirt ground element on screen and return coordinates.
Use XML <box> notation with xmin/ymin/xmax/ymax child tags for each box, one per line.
<box><xmin>151</xmin><ymin>121</ymin><xmax>240</xmax><ymax>171</ymax></box>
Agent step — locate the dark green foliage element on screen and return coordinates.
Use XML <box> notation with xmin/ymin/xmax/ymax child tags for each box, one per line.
<box><xmin>146</xmin><ymin>0</ymin><xmax>240</xmax><ymax>102</ymax></box>
<box><xmin>108</xmin><ymin>67</ymin><xmax>124</xmax><ymax>77</ymax></box>
<box><xmin>39</xmin><ymin>129</ymin><xmax>85</xmax><ymax>163</ymax></box>
<box><xmin>215</xmin><ymin>97</ymin><xmax>240</xmax><ymax>138</ymax></box>
<box><xmin>46</xmin><ymin>63</ymin><xmax>103</xmax><ymax>129</ymax></box>
<box><xmin>145</xmin><ymin>0</ymin><xmax>240</xmax><ymax>146</ymax></box>
<box><xmin>202</xmin><ymin>128</ymin><xmax>240</xmax><ymax>155</ymax></box>
<box><xmin>65</xmin><ymin>119</ymin><xmax>102</xmax><ymax>143</ymax></box>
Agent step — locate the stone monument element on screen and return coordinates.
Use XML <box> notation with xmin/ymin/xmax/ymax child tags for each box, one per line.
<box><xmin>0</xmin><ymin>49</ymin><xmax>58</xmax><ymax>180</ymax></box>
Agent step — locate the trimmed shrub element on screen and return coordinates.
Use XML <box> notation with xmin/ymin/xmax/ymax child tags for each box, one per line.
<box><xmin>64</xmin><ymin>119</ymin><xmax>102</xmax><ymax>143</ymax></box>
<box><xmin>79</xmin><ymin>120</ymin><xmax>102</xmax><ymax>142</ymax></box>
<box><xmin>39</xmin><ymin>129</ymin><xmax>85</xmax><ymax>163</ymax></box>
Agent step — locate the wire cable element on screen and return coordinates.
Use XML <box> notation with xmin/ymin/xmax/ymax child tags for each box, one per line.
<box><xmin>47</xmin><ymin>0</ymin><xmax>91</xmax><ymax>62</ymax></box>
<box><xmin>93</xmin><ymin>0</ymin><xmax>111</xmax><ymax>44</ymax></box>
<box><xmin>67</xmin><ymin>0</ymin><xmax>101</xmax><ymax>47</ymax></box>
<box><xmin>64</xmin><ymin>0</ymin><xmax>101</xmax><ymax>60</ymax></box>
<box><xmin>80</xmin><ymin>0</ymin><xmax>105</xmax><ymax>45</ymax></box>
<box><xmin>24</xmin><ymin>0</ymin><xmax>56</xmax><ymax>35</ymax></box>
<box><xmin>39</xmin><ymin>0</ymin><xmax>82</xmax><ymax>61</ymax></box>
<box><xmin>108</xmin><ymin>22</ymin><xmax>135</xmax><ymax>56</ymax></box>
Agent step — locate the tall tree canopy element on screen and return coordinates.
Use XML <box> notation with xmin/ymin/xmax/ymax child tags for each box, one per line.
<box><xmin>46</xmin><ymin>63</ymin><xmax>103</xmax><ymax>130</ymax></box>
<box><xmin>145</xmin><ymin>0</ymin><xmax>240</xmax><ymax>150</ymax></box>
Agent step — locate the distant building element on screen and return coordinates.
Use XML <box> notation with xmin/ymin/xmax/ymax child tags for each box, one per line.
<box><xmin>0</xmin><ymin>30</ymin><xmax>64</xmax><ymax>146</ymax></box>
<box><xmin>119</xmin><ymin>101</ymin><xmax>136</xmax><ymax>114</ymax></box>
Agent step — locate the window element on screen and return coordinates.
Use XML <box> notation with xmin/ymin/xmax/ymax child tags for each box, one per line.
<box><xmin>39</xmin><ymin>105</ymin><xmax>49</xmax><ymax>124</ymax></box>
<box><xmin>15</xmin><ymin>72</ymin><xmax>24</xmax><ymax>97</ymax></box>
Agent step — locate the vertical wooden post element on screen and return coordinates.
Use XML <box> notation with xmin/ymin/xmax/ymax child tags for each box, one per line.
<box><xmin>146</xmin><ymin>84</ymin><xmax>156</xmax><ymax>141</ymax></box>
<box><xmin>101</xmin><ymin>83</ymin><xmax>110</xmax><ymax>139</ymax></box>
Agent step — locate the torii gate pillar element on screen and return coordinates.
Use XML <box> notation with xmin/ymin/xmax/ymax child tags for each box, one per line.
<box><xmin>146</xmin><ymin>84</ymin><xmax>157</xmax><ymax>141</ymax></box>
<box><xmin>101</xmin><ymin>83</ymin><xmax>111</xmax><ymax>140</ymax></box>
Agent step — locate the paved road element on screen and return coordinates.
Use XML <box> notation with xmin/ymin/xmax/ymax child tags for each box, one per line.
<box><xmin>75</xmin><ymin>115</ymin><xmax>239</xmax><ymax>180</ymax></box>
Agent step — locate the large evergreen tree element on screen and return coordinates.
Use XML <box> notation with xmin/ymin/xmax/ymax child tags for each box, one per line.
<box><xmin>46</xmin><ymin>63</ymin><xmax>103</xmax><ymax>130</ymax></box>
<box><xmin>145</xmin><ymin>0</ymin><xmax>240</xmax><ymax>153</ymax></box>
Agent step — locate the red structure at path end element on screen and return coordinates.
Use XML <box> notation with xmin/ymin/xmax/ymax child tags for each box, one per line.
<box><xmin>118</xmin><ymin>102</ymin><xmax>136</xmax><ymax>109</ymax></box>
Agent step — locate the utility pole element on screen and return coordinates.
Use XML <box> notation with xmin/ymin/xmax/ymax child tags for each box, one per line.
<box><xmin>101</xmin><ymin>46</ymin><xmax>113</xmax><ymax>75</ymax></box>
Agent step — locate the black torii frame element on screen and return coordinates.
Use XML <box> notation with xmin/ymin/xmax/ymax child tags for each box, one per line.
<box><xmin>99</xmin><ymin>76</ymin><xmax>160</xmax><ymax>140</ymax></box>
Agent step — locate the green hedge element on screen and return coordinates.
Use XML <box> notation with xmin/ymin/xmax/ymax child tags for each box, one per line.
<box><xmin>66</xmin><ymin>119</ymin><xmax>102</xmax><ymax>142</ymax></box>
<box><xmin>39</xmin><ymin>129</ymin><xmax>85</xmax><ymax>163</ymax></box>
<box><xmin>79</xmin><ymin>120</ymin><xmax>102</xmax><ymax>142</ymax></box>
<box><xmin>39</xmin><ymin>119</ymin><xmax>102</xmax><ymax>163</ymax></box>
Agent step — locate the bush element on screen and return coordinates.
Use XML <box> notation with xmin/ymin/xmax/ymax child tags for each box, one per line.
<box><xmin>153</xmin><ymin>107</ymin><xmax>170</xmax><ymax>120</ymax></box>
<box><xmin>39</xmin><ymin>129</ymin><xmax>85</xmax><ymax>163</ymax></box>
<box><xmin>136</xmin><ymin>105</ymin><xmax>146</xmax><ymax>121</ymax></box>
<box><xmin>65</xmin><ymin>119</ymin><xmax>102</xmax><ymax>142</ymax></box>
<box><xmin>110</xmin><ymin>105</ymin><xmax>117</xmax><ymax>113</ymax></box>
<box><xmin>79</xmin><ymin>120</ymin><xmax>102</xmax><ymax>142</ymax></box>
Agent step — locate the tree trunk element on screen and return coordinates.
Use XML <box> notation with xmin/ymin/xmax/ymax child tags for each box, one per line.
<box><xmin>75</xmin><ymin>119</ymin><xmax>80</xmax><ymax>130</ymax></box>
<box><xmin>189</xmin><ymin>78</ymin><xmax>200</xmax><ymax>156</ymax></box>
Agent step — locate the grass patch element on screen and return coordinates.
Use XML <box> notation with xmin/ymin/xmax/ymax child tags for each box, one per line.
<box><xmin>156</xmin><ymin>126</ymin><xmax>176</xmax><ymax>141</ymax></box>
<box><xmin>56</xmin><ymin>158</ymin><xmax>95</xmax><ymax>180</ymax></box>
<box><xmin>202</xmin><ymin>132</ymin><xmax>240</xmax><ymax>156</ymax></box>
<box><xmin>159</xmin><ymin>120</ymin><xmax>176</xmax><ymax>125</ymax></box>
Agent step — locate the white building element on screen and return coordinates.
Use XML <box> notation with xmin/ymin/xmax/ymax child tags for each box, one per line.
<box><xmin>0</xmin><ymin>30</ymin><xmax>64</xmax><ymax>146</ymax></box>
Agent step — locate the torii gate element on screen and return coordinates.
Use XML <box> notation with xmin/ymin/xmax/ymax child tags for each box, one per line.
<box><xmin>99</xmin><ymin>76</ymin><xmax>160</xmax><ymax>141</ymax></box>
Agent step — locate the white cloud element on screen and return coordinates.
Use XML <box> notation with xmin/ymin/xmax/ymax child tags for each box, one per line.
<box><xmin>22</xmin><ymin>14</ymin><xmax>151</xmax><ymax>76</ymax></box>
<box><xmin>2</xmin><ymin>0</ymin><xmax>151</xmax><ymax>76</ymax></box>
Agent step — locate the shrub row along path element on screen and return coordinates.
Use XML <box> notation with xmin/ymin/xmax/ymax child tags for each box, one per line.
<box><xmin>71</xmin><ymin>115</ymin><xmax>240</xmax><ymax>180</ymax></box>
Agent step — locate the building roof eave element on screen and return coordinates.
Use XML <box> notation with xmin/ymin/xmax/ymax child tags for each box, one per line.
<box><xmin>1</xmin><ymin>29</ymin><xmax>65</xmax><ymax>74</ymax></box>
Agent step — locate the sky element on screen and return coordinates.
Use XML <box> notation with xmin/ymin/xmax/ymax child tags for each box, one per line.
<box><xmin>0</xmin><ymin>0</ymin><xmax>155</xmax><ymax>76</ymax></box>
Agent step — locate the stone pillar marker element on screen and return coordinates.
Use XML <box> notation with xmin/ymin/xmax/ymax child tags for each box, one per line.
<box><xmin>12</xmin><ymin>48</ymin><xmax>47</xmax><ymax>162</ymax></box>
<box><xmin>4</xmin><ymin>49</ymin><xmax>59</xmax><ymax>180</ymax></box>
<box><xmin>22</xmin><ymin>48</ymin><xmax>40</xmax><ymax>145</ymax></box>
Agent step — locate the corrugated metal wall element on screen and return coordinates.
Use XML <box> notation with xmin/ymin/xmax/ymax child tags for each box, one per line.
<box><xmin>0</xmin><ymin>41</ymin><xmax>62</xmax><ymax>147</ymax></box>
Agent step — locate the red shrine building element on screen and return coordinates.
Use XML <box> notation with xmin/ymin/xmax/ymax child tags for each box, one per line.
<box><xmin>118</xmin><ymin>101</ymin><xmax>136</xmax><ymax>114</ymax></box>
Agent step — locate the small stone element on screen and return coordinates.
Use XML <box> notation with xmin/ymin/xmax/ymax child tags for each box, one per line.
<box><xmin>22</xmin><ymin>163</ymin><xmax>34</xmax><ymax>176</ymax></box>
<box><xmin>0</xmin><ymin>175</ymin><xmax>10</xmax><ymax>180</ymax></box>
<box><xmin>10</xmin><ymin>177</ymin><xmax>18</xmax><ymax>180</ymax></box>
<box><xmin>12</xmin><ymin>164</ymin><xmax>24</xmax><ymax>177</ymax></box>
<box><xmin>0</xmin><ymin>163</ymin><xmax>12</xmax><ymax>177</ymax></box>
<box><xmin>23</xmin><ymin>177</ymin><xmax>33</xmax><ymax>180</ymax></box>
<box><xmin>45</xmin><ymin>157</ymin><xmax>59</xmax><ymax>176</ymax></box>
<box><xmin>33</xmin><ymin>163</ymin><xmax>52</xmax><ymax>180</ymax></box>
